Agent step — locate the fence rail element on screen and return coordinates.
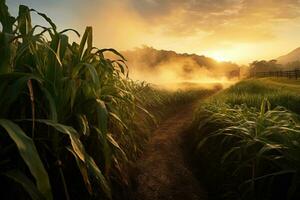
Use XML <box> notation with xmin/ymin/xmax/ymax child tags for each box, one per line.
<box><xmin>250</xmin><ymin>69</ymin><xmax>300</xmax><ymax>79</ymax></box>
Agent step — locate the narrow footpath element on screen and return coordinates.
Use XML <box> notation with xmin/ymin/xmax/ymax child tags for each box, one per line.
<box><xmin>132</xmin><ymin>102</ymin><xmax>207</xmax><ymax>200</ymax></box>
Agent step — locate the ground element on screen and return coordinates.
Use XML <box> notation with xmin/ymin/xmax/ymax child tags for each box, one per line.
<box><xmin>132</xmin><ymin>102</ymin><xmax>207</xmax><ymax>200</ymax></box>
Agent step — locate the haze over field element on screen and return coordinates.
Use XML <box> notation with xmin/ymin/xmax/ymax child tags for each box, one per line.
<box><xmin>7</xmin><ymin>0</ymin><xmax>300</xmax><ymax>64</ymax></box>
<box><xmin>121</xmin><ymin>46</ymin><xmax>240</xmax><ymax>87</ymax></box>
<box><xmin>6</xmin><ymin>0</ymin><xmax>300</xmax><ymax>88</ymax></box>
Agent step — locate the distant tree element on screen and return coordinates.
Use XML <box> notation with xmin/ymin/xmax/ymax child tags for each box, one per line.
<box><xmin>286</xmin><ymin>61</ymin><xmax>300</xmax><ymax>70</ymax></box>
<box><xmin>227</xmin><ymin>68</ymin><xmax>240</xmax><ymax>79</ymax></box>
<box><xmin>249</xmin><ymin>59</ymin><xmax>281</xmax><ymax>73</ymax></box>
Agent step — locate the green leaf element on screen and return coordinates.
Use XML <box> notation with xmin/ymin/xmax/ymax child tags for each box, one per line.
<box><xmin>109</xmin><ymin>112</ymin><xmax>128</xmax><ymax>130</ymax></box>
<box><xmin>0</xmin><ymin>0</ymin><xmax>15</xmax><ymax>72</ymax></box>
<box><xmin>79</xmin><ymin>26</ymin><xmax>93</xmax><ymax>61</ymax></box>
<box><xmin>58</xmin><ymin>34</ymin><xmax>69</xmax><ymax>61</ymax></box>
<box><xmin>35</xmin><ymin>119</ymin><xmax>111</xmax><ymax>198</ymax></box>
<box><xmin>4</xmin><ymin>169</ymin><xmax>45</xmax><ymax>200</ymax></box>
<box><xmin>31</xmin><ymin>9</ymin><xmax>57</xmax><ymax>31</ymax></box>
<box><xmin>0</xmin><ymin>0</ymin><xmax>15</xmax><ymax>33</ymax></box>
<box><xmin>0</xmin><ymin>119</ymin><xmax>52</xmax><ymax>200</ymax></box>
<box><xmin>36</xmin><ymin>119</ymin><xmax>85</xmax><ymax>162</ymax></box>
<box><xmin>18</xmin><ymin>5</ymin><xmax>32</xmax><ymax>36</ymax></box>
<box><xmin>0</xmin><ymin>33</ymin><xmax>14</xmax><ymax>73</ymax></box>
<box><xmin>67</xmin><ymin>147</ymin><xmax>111</xmax><ymax>198</ymax></box>
<box><xmin>40</xmin><ymin>87</ymin><xmax>58</xmax><ymax>121</ymax></box>
<box><xmin>76</xmin><ymin>114</ymin><xmax>89</xmax><ymax>136</ymax></box>
<box><xmin>107</xmin><ymin>133</ymin><xmax>127</xmax><ymax>159</ymax></box>
<box><xmin>136</xmin><ymin>104</ymin><xmax>156</xmax><ymax>125</ymax></box>
<box><xmin>96</xmin><ymin>99</ymin><xmax>108</xmax><ymax>134</ymax></box>
<box><xmin>85</xmin><ymin>63</ymin><xmax>100</xmax><ymax>86</ymax></box>
<box><xmin>85</xmin><ymin>154</ymin><xmax>112</xmax><ymax>199</ymax></box>
<box><xmin>67</xmin><ymin>148</ymin><xmax>92</xmax><ymax>195</ymax></box>
<box><xmin>97</xmin><ymin>48</ymin><xmax>126</xmax><ymax>61</ymax></box>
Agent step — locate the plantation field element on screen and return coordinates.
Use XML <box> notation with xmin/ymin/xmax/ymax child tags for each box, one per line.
<box><xmin>261</xmin><ymin>78</ymin><xmax>300</xmax><ymax>92</ymax></box>
<box><xmin>190</xmin><ymin>78</ymin><xmax>300</xmax><ymax>200</ymax></box>
<box><xmin>213</xmin><ymin>78</ymin><xmax>300</xmax><ymax>113</ymax></box>
<box><xmin>3</xmin><ymin>1</ymin><xmax>300</xmax><ymax>200</ymax></box>
<box><xmin>249</xmin><ymin>78</ymin><xmax>300</xmax><ymax>95</ymax></box>
<box><xmin>0</xmin><ymin>2</ymin><xmax>214</xmax><ymax>200</ymax></box>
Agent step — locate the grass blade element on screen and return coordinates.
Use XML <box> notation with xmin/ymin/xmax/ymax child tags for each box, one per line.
<box><xmin>0</xmin><ymin>119</ymin><xmax>52</xmax><ymax>200</ymax></box>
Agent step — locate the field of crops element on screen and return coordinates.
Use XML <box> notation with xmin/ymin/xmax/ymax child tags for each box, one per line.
<box><xmin>4</xmin><ymin>0</ymin><xmax>300</xmax><ymax>200</ymax></box>
<box><xmin>190</xmin><ymin>78</ymin><xmax>300</xmax><ymax>200</ymax></box>
<box><xmin>0</xmin><ymin>2</ymin><xmax>213</xmax><ymax>200</ymax></box>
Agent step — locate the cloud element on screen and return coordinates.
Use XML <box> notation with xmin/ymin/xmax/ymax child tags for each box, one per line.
<box><xmin>128</xmin><ymin>0</ymin><xmax>243</xmax><ymax>35</ymax></box>
<box><xmin>54</xmin><ymin>0</ymin><xmax>300</xmax><ymax>63</ymax></box>
<box><xmin>126</xmin><ymin>0</ymin><xmax>300</xmax><ymax>40</ymax></box>
<box><xmin>11</xmin><ymin>0</ymin><xmax>300</xmax><ymax>63</ymax></box>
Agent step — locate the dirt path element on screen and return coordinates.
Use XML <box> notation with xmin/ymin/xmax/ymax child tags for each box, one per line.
<box><xmin>132</xmin><ymin>102</ymin><xmax>207</xmax><ymax>200</ymax></box>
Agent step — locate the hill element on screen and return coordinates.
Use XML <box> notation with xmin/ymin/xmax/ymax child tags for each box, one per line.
<box><xmin>121</xmin><ymin>46</ymin><xmax>240</xmax><ymax>83</ymax></box>
<box><xmin>277</xmin><ymin>47</ymin><xmax>300</xmax><ymax>64</ymax></box>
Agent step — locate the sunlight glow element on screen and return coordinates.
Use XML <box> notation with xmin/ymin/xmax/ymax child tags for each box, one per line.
<box><xmin>209</xmin><ymin>53</ymin><xmax>228</xmax><ymax>62</ymax></box>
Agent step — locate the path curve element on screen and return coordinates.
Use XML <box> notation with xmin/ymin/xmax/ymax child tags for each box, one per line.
<box><xmin>132</xmin><ymin>102</ymin><xmax>207</xmax><ymax>200</ymax></box>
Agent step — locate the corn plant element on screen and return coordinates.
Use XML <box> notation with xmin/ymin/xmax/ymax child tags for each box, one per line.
<box><xmin>213</xmin><ymin>79</ymin><xmax>300</xmax><ymax>114</ymax></box>
<box><xmin>192</xmin><ymin>82</ymin><xmax>300</xmax><ymax>199</ymax></box>
<box><xmin>0</xmin><ymin>1</ymin><xmax>208</xmax><ymax>199</ymax></box>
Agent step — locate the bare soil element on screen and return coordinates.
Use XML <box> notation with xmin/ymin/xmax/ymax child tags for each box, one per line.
<box><xmin>132</xmin><ymin>102</ymin><xmax>207</xmax><ymax>200</ymax></box>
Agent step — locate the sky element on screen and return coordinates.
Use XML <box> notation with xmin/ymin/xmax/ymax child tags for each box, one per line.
<box><xmin>6</xmin><ymin>0</ymin><xmax>300</xmax><ymax>64</ymax></box>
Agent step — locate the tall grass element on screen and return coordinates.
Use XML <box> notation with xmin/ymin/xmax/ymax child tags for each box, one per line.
<box><xmin>212</xmin><ymin>79</ymin><xmax>300</xmax><ymax>113</ymax></box>
<box><xmin>190</xmin><ymin>79</ymin><xmax>300</xmax><ymax>200</ymax></box>
<box><xmin>0</xmin><ymin>1</ymin><xmax>207</xmax><ymax>199</ymax></box>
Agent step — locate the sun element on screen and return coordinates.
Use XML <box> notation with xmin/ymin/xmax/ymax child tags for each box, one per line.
<box><xmin>209</xmin><ymin>52</ymin><xmax>228</xmax><ymax>62</ymax></box>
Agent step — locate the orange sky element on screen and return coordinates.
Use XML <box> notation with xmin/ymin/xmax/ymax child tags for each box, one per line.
<box><xmin>8</xmin><ymin>0</ymin><xmax>300</xmax><ymax>64</ymax></box>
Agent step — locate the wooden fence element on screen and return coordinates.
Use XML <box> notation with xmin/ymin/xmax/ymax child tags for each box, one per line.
<box><xmin>250</xmin><ymin>69</ymin><xmax>300</xmax><ymax>79</ymax></box>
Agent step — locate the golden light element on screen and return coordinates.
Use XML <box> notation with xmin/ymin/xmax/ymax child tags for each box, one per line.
<box><xmin>202</xmin><ymin>45</ymin><xmax>258</xmax><ymax>64</ymax></box>
<box><xmin>207</xmin><ymin>51</ymin><xmax>229</xmax><ymax>62</ymax></box>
